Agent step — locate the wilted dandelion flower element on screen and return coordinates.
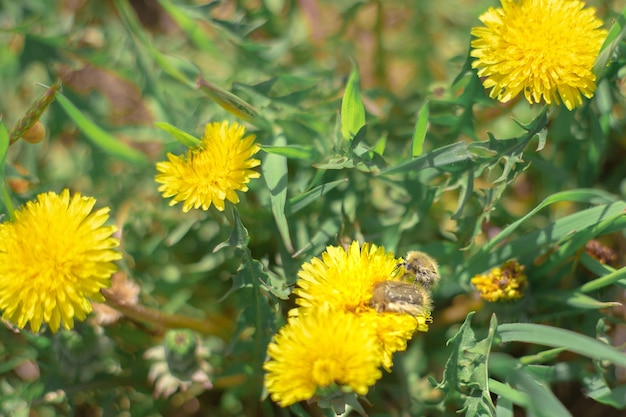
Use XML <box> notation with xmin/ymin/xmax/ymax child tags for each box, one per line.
<box><xmin>145</xmin><ymin>329</ymin><xmax>213</xmax><ymax>399</ymax></box>
<box><xmin>263</xmin><ymin>306</ymin><xmax>383</xmax><ymax>407</ymax></box>
<box><xmin>471</xmin><ymin>0</ymin><xmax>607</xmax><ymax>110</ymax></box>
<box><xmin>293</xmin><ymin>241</ymin><xmax>432</xmax><ymax>369</ymax></box>
<box><xmin>471</xmin><ymin>259</ymin><xmax>527</xmax><ymax>302</ymax></box>
<box><xmin>155</xmin><ymin>121</ymin><xmax>261</xmax><ymax>212</ymax></box>
<box><xmin>585</xmin><ymin>239</ymin><xmax>617</xmax><ymax>266</ymax></box>
<box><xmin>92</xmin><ymin>272</ymin><xmax>140</xmax><ymax>326</ymax></box>
<box><xmin>0</xmin><ymin>190</ymin><xmax>121</xmax><ymax>332</ymax></box>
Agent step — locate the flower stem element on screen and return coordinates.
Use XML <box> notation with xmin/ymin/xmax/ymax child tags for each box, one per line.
<box><xmin>104</xmin><ymin>294</ymin><xmax>232</xmax><ymax>338</ymax></box>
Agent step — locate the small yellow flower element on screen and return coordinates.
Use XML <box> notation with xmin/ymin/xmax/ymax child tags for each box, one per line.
<box><xmin>0</xmin><ymin>190</ymin><xmax>121</xmax><ymax>332</ymax></box>
<box><xmin>471</xmin><ymin>0</ymin><xmax>607</xmax><ymax>110</ymax></box>
<box><xmin>471</xmin><ymin>260</ymin><xmax>527</xmax><ymax>302</ymax></box>
<box><xmin>263</xmin><ymin>306</ymin><xmax>383</xmax><ymax>407</ymax></box>
<box><xmin>293</xmin><ymin>241</ymin><xmax>431</xmax><ymax>369</ymax></box>
<box><xmin>155</xmin><ymin>121</ymin><xmax>261</xmax><ymax>212</ymax></box>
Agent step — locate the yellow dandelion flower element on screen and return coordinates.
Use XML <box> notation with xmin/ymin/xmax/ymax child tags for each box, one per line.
<box><xmin>293</xmin><ymin>241</ymin><xmax>432</xmax><ymax>369</ymax></box>
<box><xmin>263</xmin><ymin>306</ymin><xmax>383</xmax><ymax>407</ymax></box>
<box><xmin>0</xmin><ymin>190</ymin><xmax>121</xmax><ymax>333</ymax></box>
<box><xmin>470</xmin><ymin>0</ymin><xmax>607</xmax><ymax>110</ymax></box>
<box><xmin>294</xmin><ymin>241</ymin><xmax>399</xmax><ymax>312</ymax></box>
<box><xmin>471</xmin><ymin>259</ymin><xmax>527</xmax><ymax>302</ymax></box>
<box><xmin>359</xmin><ymin>310</ymin><xmax>429</xmax><ymax>371</ymax></box>
<box><xmin>155</xmin><ymin>121</ymin><xmax>261</xmax><ymax>212</ymax></box>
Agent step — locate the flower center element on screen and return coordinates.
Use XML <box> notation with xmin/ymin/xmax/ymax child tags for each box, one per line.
<box><xmin>312</xmin><ymin>358</ymin><xmax>341</xmax><ymax>387</ymax></box>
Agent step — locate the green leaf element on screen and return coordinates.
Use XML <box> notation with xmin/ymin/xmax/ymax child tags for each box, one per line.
<box><xmin>155</xmin><ymin>122</ymin><xmax>201</xmax><ymax>147</ymax></box>
<box><xmin>165</xmin><ymin>218</ymin><xmax>199</xmax><ymax>247</ymax></box>
<box><xmin>489</xmin><ymin>379</ymin><xmax>529</xmax><ymax>408</ymax></box>
<box><xmin>114</xmin><ymin>0</ymin><xmax>198</xmax><ymax>87</ymax></box>
<box><xmin>260</xmin><ymin>144</ymin><xmax>316</xmax><ymax>159</ymax></box>
<box><xmin>220</xmin><ymin>211</ymin><xmax>274</xmax><ymax>401</ymax></box>
<box><xmin>580</xmin><ymin>265</ymin><xmax>626</xmax><ymax>293</ymax></box>
<box><xmin>196</xmin><ymin>77</ymin><xmax>268</xmax><ymax>129</ymax></box>
<box><xmin>519</xmin><ymin>348</ymin><xmax>567</xmax><ymax>365</ymax></box>
<box><xmin>435</xmin><ymin>312</ymin><xmax>497</xmax><ymax>416</ymax></box>
<box><xmin>494</xmin><ymin>394</ymin><xmax>513</xmax><ymax>417</ymax></box>
<box><xmin>262</xmin><ymin>132</ymin><xmax>293</xmax><ymax>253</ymax></box>
<box><xmin>314</xmin><ymin>155</ymin><xmax>355</xmax><ymax>170</ymax></box>
<box><xmin>526</xmin><ymin>209</ymin><xmax>626</xmax><ymax>283</ymax></box>
<box><xmin>55</xmin><ymin>93</ymin><xmax>149</xmax><ymax>166</ymax></box>
<box><xmin>540</xmin><ymin>291</ymin><xmax>622</xmax><ymax>310</ymax></box>
<box><xmin>0</xmin><ymin>121</ymin><xmax>8</xmax><ymax>170</ymax></box>
<box><xmin>287</xmin><ymin>179</ymin><xmax>348</xmax><ymax>215</ymax></box>
<box><xmin>215</xmin><ymin>207</ymin><xmax>250</xmax><ymax>252</ymax></box>
<box><xmin>462</xmin><ymin>197</ymin><xmax>625</xmax><ymax>284</ymax></box>
<box><xmin>583</xmin><ymin>375</ymin><xmax>626</xmax><ymax>409</ymax></box>
<box><xmin>156</xmin><ymin>0</ymin><xmax>220</xmax><ymax>54</ymax></box>
<box><xmin>0</xmin><ymin>121</ymin><xmax>14</xmax><ymax>218</ymax></box>
<box><xmin>379</xmin><ymin>142</ymin><xmax>473</xmax><ymax>176</ymax></box>
<box><xmin>594</xmin><ymin>7</ymin><xmax>626</xmax><ymax>78</ymax></box>
<box><xmin>497</xmin><ymin>323</ymin><xmax>626</xmax><ymax>368</ymax></box>
<box><xmin>411</xmin><ymin>101</ymin><xmax>429</xmax><ymax>157</ymax></box>
<box><xmin>489</xmin><ymin>353</ymin><xmax>572</xmax><ymax>417</ymax></box>
<box><xmin>340</xmin><ymin>65</ymin><xmax>366</xmax><ymax>141</ymax></box>
<box><xmin>292</xmin><ymin>218</ymin><xmax>342</xmax><ymax>259</ymax></box>
<box><xmin>579</xmin><ymin>252</ymin><xmax>615</xmax><ymax>277</ymax></box>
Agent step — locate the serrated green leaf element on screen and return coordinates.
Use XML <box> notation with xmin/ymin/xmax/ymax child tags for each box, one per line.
<box><xmin>436</xmin><ymin>312</ymin><xmax>497</xmax><ymax>416</ymax></box>
<box><xmin>226</xmin><ymin>248</ymin><xmax>274</xmax><ymax>402</ymax></box>
<box><xmin>215</xmin><ymin>208</ymin><xmax>250</xmax><ymax>252</ymax></box>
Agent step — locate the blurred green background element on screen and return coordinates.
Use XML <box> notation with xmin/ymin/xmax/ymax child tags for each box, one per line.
<box><xmin>1</xmin><ymin>0</ymin><xmax>626</xmax><ymax>416</ymax></box>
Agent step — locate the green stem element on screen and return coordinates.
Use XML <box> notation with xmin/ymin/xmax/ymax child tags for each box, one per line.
<box><xmin>104</xmin><ymin>294</ymin><xmax>231</xmax><ymax>338</ymax></box>
<box><xmin>0</xmin><ymin>181</ymin><xmax>14</xmax><ymax>220</ymax></box>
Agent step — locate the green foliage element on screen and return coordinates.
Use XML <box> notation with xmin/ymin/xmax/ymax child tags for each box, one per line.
<box><xmin>1</xmin><ymin>1</ymin><xmax>626</xmax><ymax>416</ymax></box>
<box><xmin>435</xmin><ymin>312</ymin><xmax>497</xmax><ymax>416</ymax></box>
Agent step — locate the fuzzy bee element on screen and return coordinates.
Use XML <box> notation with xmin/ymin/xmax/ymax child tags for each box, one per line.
<box><xmin>396</xmin><ymin>250</ymin><xmax>440</xmax><ymax>289</ymax></box>
<box><xmin>369</xmin><ymin>280</ymin><xmax>432</xmax><ymax>316</ymax></box>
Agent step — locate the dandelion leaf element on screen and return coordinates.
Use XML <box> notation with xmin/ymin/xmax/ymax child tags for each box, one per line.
<box><xmin>435</xmin><ymin>312</ymin><xmax>497</xmax><ymax>417</ymax></box>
